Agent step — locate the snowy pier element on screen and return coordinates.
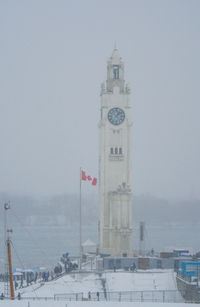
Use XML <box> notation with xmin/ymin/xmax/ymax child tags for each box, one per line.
<box><xmin>0</xmin><ymin>269</ymin><xmax>184</xmax><ymax>303</ymax></box>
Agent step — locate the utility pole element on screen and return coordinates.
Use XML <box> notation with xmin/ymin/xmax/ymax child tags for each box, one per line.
<box><xmin>139</xmin><ymin>221</ymin><xmax>145</xmax><ymax>256</ymax></box>
<box><xmin>4</xmin><ymin>203</ymin><xmax>10</xmax><ymax>297</ymax></box>
<box><xmin>7</xmin><ymin>229</ymin><xmax>14</xmax><ymax>300</ymax></box>
<box><xmin>4</xmin><ymin>203</ymin><xmax>14</xmax><ymax>300</ymax></box>
<box><xmin>79</xmin><ymin>167</ymin><xmax>82</xmax><ymax>270</ymax></box>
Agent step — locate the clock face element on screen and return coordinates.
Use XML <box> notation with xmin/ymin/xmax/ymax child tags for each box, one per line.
<box><xmin>108</xmin><ymin>108</ymin><xmax>125</xmax><ymax>125</ymax></box>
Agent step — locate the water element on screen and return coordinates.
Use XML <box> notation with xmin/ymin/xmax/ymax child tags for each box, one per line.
<box><xmin>0</xmin><ymin>221</ymin><xmax>199</xmax><ymax>272</ymax></box>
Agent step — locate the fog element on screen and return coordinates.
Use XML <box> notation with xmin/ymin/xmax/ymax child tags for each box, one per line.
<box><xmin>0</xmin><ymin>192</ymin><xmax>199</xmax><ymax>269</ymax></box>
<box><xmin>0</xmin><ymin>0</ymin><xmax>200</xmax><ymax>199</ymax></box>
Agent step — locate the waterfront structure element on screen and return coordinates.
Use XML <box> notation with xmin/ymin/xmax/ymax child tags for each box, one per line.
<box><xmin>98</xmin><ymin>48</ymin><xmax>133</xmax><ymax>256</ymax></box>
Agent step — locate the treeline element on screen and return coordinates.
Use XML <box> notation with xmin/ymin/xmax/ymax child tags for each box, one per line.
<box><xmin>0</xmin><ymin>193</ymin><xmax>199</xmax><ymax>226</ymax></box>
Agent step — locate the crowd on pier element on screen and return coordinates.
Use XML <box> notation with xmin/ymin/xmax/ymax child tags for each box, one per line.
<box><xmin>0</xmin><ymin>252</ymin><xmax>79</xmax><ymax>292</ymax></box>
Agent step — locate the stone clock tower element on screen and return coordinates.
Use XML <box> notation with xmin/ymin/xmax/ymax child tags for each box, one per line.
<box><xmin>98</xmin><ymin>48</ymin><xmax>133</xmax><ymax>257</ymax></box>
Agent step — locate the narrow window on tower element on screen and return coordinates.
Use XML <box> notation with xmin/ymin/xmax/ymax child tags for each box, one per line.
<box><xmin>115</xmin><ymin>147</ymin><xmax>118</xmax><ymax>154</ymax></box>
<box><xmin>113</xmin><ymin>65</ymin><xmax>119</xmax><ymax>80</ymax></box>
<box><xmin>110</xmin><ymin>147</ymin><xmax>113</xmax><ymax>155</ymax></box>
<box><xmin>119</xmin><ymin>148</ymin><xmax>122</xmax><ymax>155</ymax></box>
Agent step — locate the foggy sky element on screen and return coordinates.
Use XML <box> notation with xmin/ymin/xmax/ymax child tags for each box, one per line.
<box><xmin>0</xmin><ymin>0</ymin><xmax>200</xmax><ymax>199</ymax></box>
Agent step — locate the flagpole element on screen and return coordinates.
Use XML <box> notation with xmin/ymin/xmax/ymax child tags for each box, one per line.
<box><xmin>79</xmin><ymin>167</ymin><xmax>82</xmax><ymax>270</ymax></box>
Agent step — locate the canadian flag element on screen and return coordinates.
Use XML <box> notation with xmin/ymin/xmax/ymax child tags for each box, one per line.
<box><xmin>81</xmin><ymin>170</ymin><xmax>97</xmax><ymax>186</ymax></box>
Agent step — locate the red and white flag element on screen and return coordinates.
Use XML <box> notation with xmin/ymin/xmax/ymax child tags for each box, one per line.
<box><xmin>81</xmin><ymin>170</ymin><xmax>97</xmax><ymax>186</ymax></box>
<box><xmin>91</xmin><ymin>177</ymin><xmax>97</xmax><ymax>186</ymax></box>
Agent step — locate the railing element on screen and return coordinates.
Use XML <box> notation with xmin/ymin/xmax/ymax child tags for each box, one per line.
<box><xmin>90</xmin><ymin>290</ymin><xmax>182</xmax><ymax>302</ymax></box>
<box><xmin>4</xmin><ymin>290</ymin><xmax>183</xmax><ymax>302</ymax></box>
<box><xmin>54</xmin><ymin>293</ymin><xmax>83</xmax><ymax>301</ymax></box>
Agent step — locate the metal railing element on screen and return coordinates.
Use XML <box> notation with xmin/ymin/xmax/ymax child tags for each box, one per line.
<box><xmin>3</xmin><ymin>290</ymin><xmax>183</xmax><ymax>302</ymax></box>
<box><xmin>54</xmin><ymin>292</ymin><xmax>83</xmax><ymax>301</ymax></box>
<box><xmin>98</xmin><ymin>290</ymin><xmax>183</xmax><ymax>302</ymax></box>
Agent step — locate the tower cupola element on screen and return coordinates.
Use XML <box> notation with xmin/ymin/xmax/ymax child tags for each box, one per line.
<box><xmin>106</xmin><ymin>47</ymin><xmax>125</xmax><ymax>93</ymax></box>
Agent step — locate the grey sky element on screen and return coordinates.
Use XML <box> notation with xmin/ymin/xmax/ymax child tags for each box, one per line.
<box><xmin>0</xmin><ymin>0</ymin><xmax>200</xmax><ymax>199</ymax></box>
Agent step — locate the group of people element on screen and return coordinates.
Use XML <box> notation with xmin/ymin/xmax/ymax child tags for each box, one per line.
<box><xmin>13</xmin><ymin>270</ymin><xmax>52</xmax><ymax>289</ymax></box>
<box><xmin>0</xmin><ymin>251</ymin><xmax>80</xmax><ymax>300</ymax></box>
<box><xmin>58</xmin><ymin>252</ymin><xmax>78</xmax><ymax>274</ymax></box>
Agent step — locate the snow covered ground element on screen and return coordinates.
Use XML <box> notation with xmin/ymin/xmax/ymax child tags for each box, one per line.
<box><xmin>21</xmin><ymin>273</ymin><xmax>103</xmax><ymax>298</ymax></box>
<box><xmin>0</xmin><ymin>302</ymin><xmax>199</xmax><ymax>307</ymax></box>
<box><xmin>102</xmin><ymin>270</ymin><xmax>182</xmax><ymax>303</ymax></box>
<box><xmin>103</xmin><ymin>270</ymin><xmax>176</xmax><ymax>292</ymax></box>
<box><xmin>8</xmin><ymin>270</ymin><xmax>179</xmax><ymax>298</ymax></box>
<box><xmin>0</xmin><ymin>270</ymin><xmax>185</xmax><ymax>305</ymax></box>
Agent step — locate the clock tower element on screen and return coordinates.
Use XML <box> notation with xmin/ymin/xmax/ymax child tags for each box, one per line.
<box><xmin>98</xmin><ymin>48</ymin><xmax>133</xmax><ymax>256</ymax></box>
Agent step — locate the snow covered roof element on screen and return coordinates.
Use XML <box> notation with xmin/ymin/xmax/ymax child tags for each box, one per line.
<box><xmin>82</xmin><ymin>239</ymin><xmax>96</xmax><ymax>247</ymax></box>
<box><xmin>33</xmin><ymin>266</ymin><xmax>47</xmax><ymax>272</ymax></box>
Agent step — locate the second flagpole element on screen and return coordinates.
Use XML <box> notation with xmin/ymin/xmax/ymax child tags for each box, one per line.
<box><xmin>79</xmin><ymin>167</ymin><xmax>82</xmax><ymax>270</ymax></box>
